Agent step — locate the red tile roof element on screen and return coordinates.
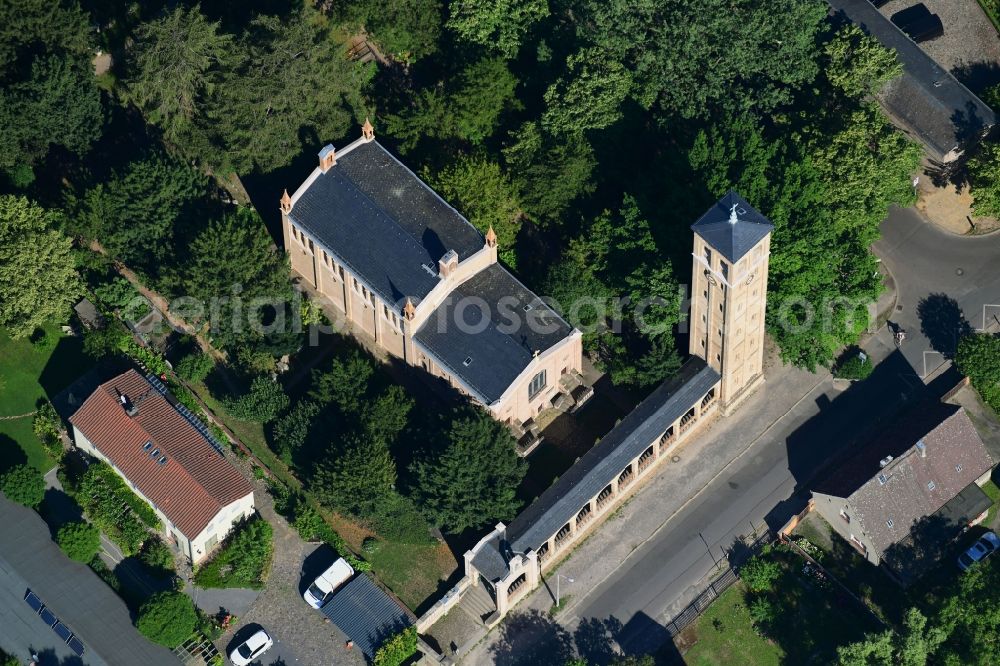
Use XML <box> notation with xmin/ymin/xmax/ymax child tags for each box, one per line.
<box><xmin>69</xmin><ymin>370</ymin><xmax>253</xmax><ymax>539</ymax></box>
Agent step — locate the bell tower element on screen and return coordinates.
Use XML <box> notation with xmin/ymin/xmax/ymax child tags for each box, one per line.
<box><xmin>689</xmin><ymin>191</ymin><xmax>773</xmax><ymax>414</ymax></box>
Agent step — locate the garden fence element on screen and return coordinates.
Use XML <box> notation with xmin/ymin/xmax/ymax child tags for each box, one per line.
<box><xmin>663</xmin><ymin>528</ymin><xmax>774</xmax><ymax>637</ymax></box>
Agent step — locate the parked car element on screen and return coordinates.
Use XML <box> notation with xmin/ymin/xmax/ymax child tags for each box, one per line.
<box><xmin>230</xmin><ymin>628</ymin><xmax>273</xmax><ymax>666</ymax></box>
<box><xmin>303</xmin><ymin>557</ymin><xmax>354</xmax><ymax>609</ymax></box>
<box><xmin>957</xmin><ymin>531</ymin><xmax>1000</xmax><ymax>571</ymax></box>
<box><xmin>890</xmin><ymin>4</ymin><xmax>944</xmax><ymax>43</ymax></box>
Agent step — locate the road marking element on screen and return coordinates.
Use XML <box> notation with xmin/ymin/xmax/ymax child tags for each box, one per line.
<box><xmin>979</xmin><ymin>304</ymin><xmax>1000</xmax><ymax>331</ymax></box>
<box><xmin>554</xmin><ymin>372</ymin><xmax>828</xmax><ymax>619</ymax></box>
<box><xmin>922</xmin><ymin>350</ymin><xmax>946</xmax><ymax>379</ymax></box>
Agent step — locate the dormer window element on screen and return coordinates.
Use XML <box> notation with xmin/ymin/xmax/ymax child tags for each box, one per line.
<box><xmin>142</xmin><ymin>440</ymin><xmax>153</xmax><ymax>451</ymax></box>
<box><xmin>150</xmin><ymin>448</ymin><xmax>160</xmax><ymax>458</ymax></box>
<box><xmin>878</xmin><ymin>473</ymin><xmax>888</xmax><ymax>485</ymax></box>
<box><xmin>463</xmin><ymin>357</ymin><xmax>473</xmax><ymax>367</ymax></box>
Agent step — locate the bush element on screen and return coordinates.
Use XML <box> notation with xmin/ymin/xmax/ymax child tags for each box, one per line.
<box><xmin>139</xmin><ymin>536</ymin><xmax>176</xmax><ymax>578</ymax></box>
<box><xmin>175</xmin><ymin>350</ymin><xmax>215</xmax><ymax>383</ymax></box>
<box><xmin>373</xmin><ymin>626</ymin><xmax>418</xmax><ymax>666</ymax></box>
<box><xmin>193</xmin><ymin>516</ymin><xmax>273</xmax><ymax>589</ymax></box>
<box><xmin>136</xmin><ymin>591</ymin><xmax>198</xmax><ymax>648</ymax></box>
<box><xmin>362</xmin><ymin>536</ymin><xmax>381</xmax><ymax>555</ymax></box>
<box><xmin>0</xmin><ymin>464</ymin><xmax>45</xmax><ymax>508</ymax></box>
<box><xmin>748</xmin><ymin>595</ymin><xmax>778</xmax><ymax>628</ymax></box>
<box><xmin>92</xmin><ymin>278</ymin><xmax>150</xmax><ymax>320</ymax></box>
<box><xmin>56</xmin><ymin>521</ymin><xmax>101</xmax><ymax>563</ymax></box>
<box><xmin>224</xmin><ymin>376</ymin><xmax>289</xmax><ymax>422</ymax></box>
<box><xmin>739</xmin><ymin>556</ymin><xmax>782</xmax><ymax>593</ymax></box>
<box><xmin>33</xmin><ymin>400</ymin><xmax>64</xmax><ymax>458</ymax></box>
<box><xmin>833</xmin><ymin>349</ymin><xmax>873</xmax><ymax>381</ymax></box>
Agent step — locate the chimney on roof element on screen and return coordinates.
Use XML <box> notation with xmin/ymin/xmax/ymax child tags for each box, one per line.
<box><xmin>879</xmin><ymin>455</ymin><xmax>894</xmax><ymax>468</ymax></box>
<box><xmin>438</xmin><ymin>250</ymin><xmax>459</xmax><ymax>278</ymax></box>
<box><xmin>318</xmin><ymin>144</ymin><xmax>336</xmax><ymax>172</ymax></box>
<box><xmin>119</xmin><ymin>393</ymin><xmax>138</xmax><ymax>417</ymax></box>
<box><xmin>280</xmin><ymin>189</ymin><xmax>292</xmax><ymax>215</ymax></box>
<box><xmin>361</xmin><ymin>117</ymin><xmax>374</xmax><ymax>141</ymax></box>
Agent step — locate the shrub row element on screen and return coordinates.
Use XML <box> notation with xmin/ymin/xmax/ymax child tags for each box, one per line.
<box><xmin>76</xmin><ymin>462</ymin><xmax>159</xmax><ymax>555</ymax></box>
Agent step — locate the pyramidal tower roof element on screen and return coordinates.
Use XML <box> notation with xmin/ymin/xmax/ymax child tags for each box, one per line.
<box><xmin>691</xmin><ymin>191</ymin><xmax>774</xmax><ymax>263</ymax></box>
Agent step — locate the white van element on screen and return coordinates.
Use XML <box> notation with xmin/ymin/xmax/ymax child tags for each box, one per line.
<box><xmin>303</xmin><ymin>557</ymin><xmax>354</xmax><ymax>609</ymax></box>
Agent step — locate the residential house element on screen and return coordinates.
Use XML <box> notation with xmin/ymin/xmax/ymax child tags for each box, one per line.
<box><xmin>812</xmin><ymin>403</ymin><xmax>994</xmax><ymax>584</ymax></box>
<box><xmin>280</xmin><ymin>121</ymin><xmax>587</xmax><ymax>441</ymax></box>
<box><xmin>69</xmin><ymin>369</ymin><xmax>255</xmax><ymax>565</ymax></box>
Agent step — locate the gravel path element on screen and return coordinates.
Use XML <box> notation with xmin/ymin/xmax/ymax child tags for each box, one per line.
<box><xmin>214</xmin><ymin>480</ymin><xmax>365</xmax><ymax>666</ymax></box>
<box><xmin>878</xmin><ymin>0</ymin><xmax>1000</xmax><ymax>95</ymax></box>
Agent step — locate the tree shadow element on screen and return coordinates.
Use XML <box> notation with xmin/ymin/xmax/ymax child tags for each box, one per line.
<box><xmin>573</xmin><ymin>615</ymin><xmax>623</xmax><ymax>665</ymax></box>
<box><xmin>0</xmin><ymin>433</ymin><xmax>28</xmax><ymax>475</ymax></box>
<box><xmin>917</xmin><ymin>293</ymin><xmax>973</xmax><ymax>358</ymax></box>
<box><xmin>950</xmin><ymin>61</ymin><xmax>1000</xmax><ymax>98</ymax></box>
<box><xmin>488</xmin><ymin>609</ymin><xmax>575</xmax><ymax>666</ymax></box>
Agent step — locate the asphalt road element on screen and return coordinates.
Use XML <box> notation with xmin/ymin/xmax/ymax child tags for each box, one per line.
<box><xmin>873</xmin><ymin>207</ymin><xmax>1000</xmax><ymax>377</ymax></box>
<box><xmin>561</xmin><ymin>207</ymin><xmax>1000</xmax><ymax>657</ymax></box>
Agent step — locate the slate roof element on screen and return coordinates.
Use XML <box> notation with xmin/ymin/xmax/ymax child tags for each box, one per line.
<box><xmin>504</xmin><ymin>359</ymin><xmax>720</xmax><ymax>556</ymax></box>
<box><xmin>69</xmin><ymin>370</ymin><xmax>253</xmax><ymax>539</ymax></box>
<box><xmin>691</xmin><ymin>191</ymin><xmax>773</xmax><ymax>263</ymax></box>
<box><xmin>414</xmin><ymin>263</ymin><xmax>574</xmax><ymax>404</ymax></box>
<box><xmin>814</xmin><ymin>403</ymin><xmax>993</xmax><ymax>557</ymax></box>
<box><xmin>471</xmin><ymin>535</ymin><xmax>511</xmax><ymax>583</ymax></box>
<box><xmin>320</xmin><ymin>574</ymin><xmax>414</xmax><ymax>659</ymax></box>
<box><xmin>827</xmin><ymin>0</ymin><xmax>996</xmax><ymax>162</ymax></box>
<box><xmin>288</xmin><ymin>140</ymin><xmax>486</xmax><ymax>306</ymax></box>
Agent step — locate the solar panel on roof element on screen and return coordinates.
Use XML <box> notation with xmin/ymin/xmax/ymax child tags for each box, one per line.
<box><xmin>23</xmin><ymin>589</ymin><xmax>42</xmax><ymax>612</ymax></box>
<box><xmin>67</xmin><ymin>636</ymin><xmax>85</xmax><ymax>656</ymax></box>
<box><xmin>53</xmin><ymin>621</ymin><xmax>73</xmax><ymax>641</ymax></box>
<box><xmin>39</xmin><ymin>606</ymin><xmax>57</xmax><ymax>626</ymax></box>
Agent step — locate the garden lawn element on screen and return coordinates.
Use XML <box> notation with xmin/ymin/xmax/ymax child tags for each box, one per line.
<box><xmin>325</xmin><ymin>511</ymin><xmax>458</xmax><ymax>613</ymax></box>
<box><xmin>681</xmin><ymin>550</ymin><xmax>879</xmax><ymax>665</ymax></box>
<box><xmin>680</xmin><ymin>583</ymin><xmax>781</xmax><ymax>666</ymax></box>
<box><xmin>0</xmin><ymin>324</ymin><xmax>90</xmax><ymax>473</ymax></box>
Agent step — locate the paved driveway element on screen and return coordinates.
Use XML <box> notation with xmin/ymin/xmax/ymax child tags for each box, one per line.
<box><xmin>215</xmin><ymin>484</ymin><xmax>365</xmax><ymax>666</ymax></box>
<box><xmin>873</xmin><ymin>207</ymin><xmax>1000</xmax><ymax>378</ymax></box>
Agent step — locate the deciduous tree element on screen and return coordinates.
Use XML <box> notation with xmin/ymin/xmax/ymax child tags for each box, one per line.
<box><xmin>135</xmin><ymin>591</ymin><xmax>198</xmax><ymax>648</ymax></box>
<box><xmin>0</xmin><ymin>196</ymin><xmax>80</xmax><ymax>338</ymax></box>
<box><xmin>428</xmin><ymin>156</ymin><xmax>522</xmax><ymax>266</ymax></box>
<box><xmin>956</xmin><ymin>332</ymin><xmax>1000</xmax><ymax>413</ymax></box>
<box><xmin>56</xmin><ymin>521</ymin><xmax>101</xmax><ymax>563</ymax></box>
<box><xmin>446</xmin><ymin>0</ymin><xmax>548</xmax><ymax>58</ymax></box>
<box><xmin>824</xmin><ymin>25</ymin><xmax>902</xmax><ymax>99</ymax></box>
<box><xmin>542</xmin><ymin>48</ymin><xmax>632</xmax><ymax>135</ymax></box>
<box><xmin>0</xmin><ymin>464</ymin><xmax>45</xmax><ymax>509</ymax></box>
<box><xmin>225</xmin><ymin>376</ymin><xmax>289</xmax><ymax>422</ymax></box>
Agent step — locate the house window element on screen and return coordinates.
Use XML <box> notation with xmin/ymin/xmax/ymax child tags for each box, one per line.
<box><xmin>886</xmin><ymin>519</ymin><xmax>894</xmax><ymax>528</ymax></box>
<box><xmin>927</xmin><ymin>481</ymin><xmax>936</xmax><ymax>491</ymax></box>
<box><xmin>720</xmin><ymin>262</ymin><xmax>729</xmax><ymax>281</ymax></box>
<box><xmin>878</xmin><ymin>473</ymin><xmax>888</xmax><ymax>485</ymax></box>
<box><xmin>704</xmin><ymin>247</ymin><xmax>712</xmax><ymax>265</ymax></box>
<box><xmin>955</xmin><ymin>464</ymin><xmax>963</xmax><ymax>473</ymax></box>
<box><xmin>528</xmin><ymin>370</ymin><xmax>547</xmax><ymax>400</ymax></box>
<box><xmin>339</xmin><ymin>266</ymin><xmax>345</xmax><ymax>279</ymax></box>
